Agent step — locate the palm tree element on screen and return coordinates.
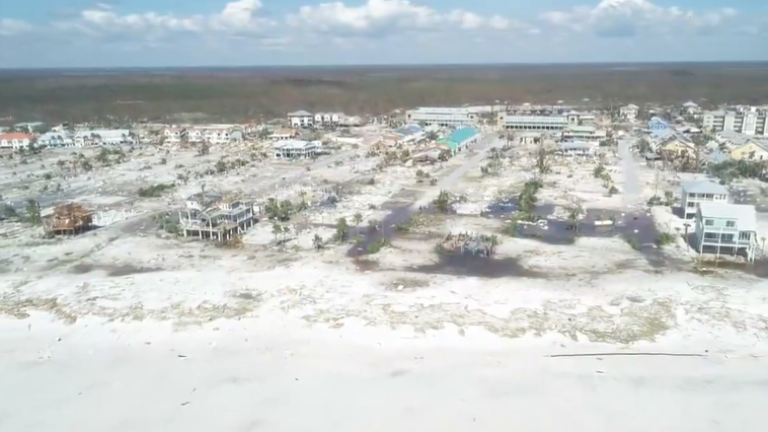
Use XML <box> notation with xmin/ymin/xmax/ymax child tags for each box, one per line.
<box><xmin>353</xmin><ymin>212</ymin><xmax>363</xmax><ymax>233</ymax></box>
<box><xmin>26</xmin><ymin>199</ymin><xmax>41</xmax><ymax>225</ymax></box>
<box><xmin>335</xmin><ymin>217</ymin><xmax>349</xmax><ymax>242</ymax></box>
<box><xmin>271</xmin><ymin>222</ymin><xmax>282</xmax><ymax>242</ymax></box>
<box><xmin>433</xmin><ymin>190</ymin><xmax>451</xmax><ymax>213</ymax></box>
<box><xmin>609</xmin><ymin>214</ymin><xmax>618</xmax><ymax>232</ymax></box>
<box><xmin>312</xmin><ymin>234</ymin><xmax>324</xmax><ymax>250</ymax></box>
<box><xmin>368</xmin><ymin>219</ymin><xmax>379</xmax><ymax>233</ymax></box>
<box><xmin>281</xmin><ymin>225</ymin><xmax>291</xmax><ymax>242</ymax></box>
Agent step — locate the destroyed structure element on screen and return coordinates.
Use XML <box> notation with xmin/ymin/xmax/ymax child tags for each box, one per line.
<box><xmin>43</xmin><ymin>203</ymin><xmax>95</xmax><ymax>236</ymax></box>
<box><xmin>178</xmin><ymin>191</ymin><xmax>256</xmax><ymax>241</ymax></box>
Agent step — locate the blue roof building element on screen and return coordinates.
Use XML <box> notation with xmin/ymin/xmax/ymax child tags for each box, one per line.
<box><xmin>648</xmin><ymin>117</ymin><xmax>669</xmax><ymax>131</ymax></box>
<box><xmin>437</xmin><ymin>127</ymin><xmax>480</xmax><ymax>152</ymax></box>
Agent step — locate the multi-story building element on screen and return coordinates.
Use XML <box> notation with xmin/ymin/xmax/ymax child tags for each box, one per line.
<box><xmin>694</xmin><ymin>202</ymin><xmax>758</xmax><ymax>262</ymax></box>
<box><xmin>164</xmin><ymin>128</ymin><xmax>187</xmax><ymax>144</ymax></box>
<box><xmin>73</xmin><ymin>129</ymin><xmax>133</xmax><ymax>146</ymax></box>
<box><xmin>273</xmin><ymin>140</ymin><xmax>320</xmax><ymax>159</ymax></box>
<box><xmin>287</xmin><ymin>110</ymin><xmax>313</xmax><ymax>128</ymax></box>
<box><xmin>497</xmin><ymin>111</ymin><xmax>584</xmax><ymax>131</ymax></box>
<box><xmin>313</xmin><ymin>112</ymin><xmax>344</xmax><ymax>126</ymax></box>
<box><xmin>0</xmin><ymin>132</ymin><xmax>33</xmax><ymax>149</ymax></box>
<box><xmin>681</xmin><ymin>179</ymin><xmax>729</xmax><ymax>219</ymax></box>
<box><xmin>561</xmin><ymin>125</ymin><xmax>607</xmax><ymax>144</ymax></box>
<box><xmin>701</xmin><ymin>108</ymin><xmax>768</xmax><ymax>136</ymax></box>
<box><xmin>497</xmin><ymin>114</ymin><xmax>568</xmax><ymax>131</ymax></box>
<box><xmin>406</xmin><ymin>107</ymin><xmax>477</xmax><ymax>127</ymax></box>
<box><xmin>37</xmin><ymin>131</ymin><xmax>74</xmax><ymax>147</ymax></box>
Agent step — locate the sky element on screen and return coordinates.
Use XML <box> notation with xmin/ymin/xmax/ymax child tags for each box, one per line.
<box><xmin>0</xmin><ymin>0</ymin><xmax>766</xmax><ymax>68</ymax></box>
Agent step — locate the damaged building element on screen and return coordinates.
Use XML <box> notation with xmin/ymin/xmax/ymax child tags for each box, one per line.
<box><xmin>43</xmin><ymin>203</ymin><xmax>95</xmax><ymax>236</ymax></box>
<box><xmin>178</xmin><ymin>191</ymin><xmax>256</xmax><ymax>241</ymax></box>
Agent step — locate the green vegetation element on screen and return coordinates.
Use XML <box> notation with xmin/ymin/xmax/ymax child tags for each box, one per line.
<box><xmin>25</xmin><ymin>199</ymin><xmax>41</xmax><ymax>225</ymax></box>
<box><xmin>625</xmin><ymin>236</ymin><xmax>641</xmax><ymax>250</ymax></box>
<box><xmin>334</xmin><ymin>217</ymin><xmax>350</xmax><ymax>242</ymax></box>
<box><xmin>4</xmin><ymin>65</ymin><xmax>766</xmax><ymax>122</ymax></box>
<box><xmin>137</xmin><ymin>183</ymin><xmax>175</xmax><ymax>198</ymax></box>
<box><xmin>655</xmin><ymin>232</ymin><xmax>676</xmax><ymax>247</ymax></box>
<box><xmin>709</xmin><ymin>160</ymin><xmax>763</xmax><ymax>184</ymax></box>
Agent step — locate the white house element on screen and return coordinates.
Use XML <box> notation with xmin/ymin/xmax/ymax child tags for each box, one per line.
<box><xmin>288</xmin><ymin>110</ymin><xmax>313</xmax><ymax>128</ymax></box>
<box><xmin>273</xmin><ymin>140</ymin><xmax>320</xmax><ymax>159</ymax></box>
<box><xmin>187</xmin><ymin>129</ymin><xmax>205</xmax><ymax>143</ymax></box>
<box><xmin>164</xmin><ymin>128</ymin><xmax>187</xmax><ymax>144</ymax></box>
<box><xmin>0</xmin><ymin>132</ymin><xmax>33</xmax><ymax>149</ymax></box>
<box><xmin>73</xmin><ymin>129</ymin><xmax>133</xmax><ymax>147</ymax></box>
<box><xmin>619</xmin><ymin>104</ymin><xmax>639</xmax><ymax>121</ymax></box>
<box><xmin>314</xmin><ymin>112</ymin><xmax>343</xmax><ymax>126</ymax></box>
<box><xmin>681</xmin><ymin>179</ymin><xmax>730</xmax><ymax>219</ymax></box>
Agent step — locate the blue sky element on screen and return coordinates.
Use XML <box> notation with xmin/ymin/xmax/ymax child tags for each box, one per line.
<box><xmin>0</xmin><ymin>0</ymin><xmax>766</xmax><ymax>67</ymax></box>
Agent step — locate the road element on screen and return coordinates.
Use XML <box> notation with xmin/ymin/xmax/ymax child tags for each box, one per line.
<box><xmin>416</xmin><ymin>134</ymin><xmax>504</xmax><ymax>207</ymax></box>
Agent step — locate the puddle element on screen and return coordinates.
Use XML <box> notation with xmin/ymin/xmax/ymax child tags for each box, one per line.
<box><xmin>483</xmin><ymin>199</ymin><xmax>673</xmax><ymax>268</ymax></box>
<box><xmin>409</xmin><ymin>254</ymin><xmax>544</xmax><ymax>278</ymax></box>
<box><xmin>348</xmin><ymin>203</ymin><xmax>415</xmax><ymax>258</ymax></box>
<box><xmin>69</xmin><ymin>263</ymin><xmax>162</xmax><ymax>277</ymax></box>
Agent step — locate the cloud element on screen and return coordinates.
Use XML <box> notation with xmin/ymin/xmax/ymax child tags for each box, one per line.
<box><xmin>59</xmin><ymin>0</ymin><xmax>274</xmax><ymax>40</ymax></box>
<box><xmin>286</xmin><ymin>0</ymin><xmax>532</xmax><ymax>36</ymax></box>
<box><xmin>0</xmin><ymin>18</ymin><xmax>33</xmax><ymax>36</ymax></box>
<box><xmin>540</xmin><ymin>0</ymin><xmax>741</xmax><ymax>37</ymax></box>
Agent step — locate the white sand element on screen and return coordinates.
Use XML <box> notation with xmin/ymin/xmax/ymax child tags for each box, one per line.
<box><xmin>2</xmin><ymin>312</ymin><xmax>766</xmax><ymax>432</ymax></box>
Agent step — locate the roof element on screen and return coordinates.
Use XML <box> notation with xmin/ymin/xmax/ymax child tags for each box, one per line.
<box><xmin>681</xmin><ymin>179</ymin><xmax>728</xmax><ymax>195</ymax></box>
<box><xmin>447</xmin><ymin>127</ymin><xmax>479</xmax><ymax>144</ymax></box>
<box><xmin>502</xmin><ymin>115</ymin><xmax>568</xmax><ymax>125</ymax></box>
<box><xmin>706</xmin><ymin>150</ymin><xmax>729</xmax><ymax>164</ymax></box>
<box><xmin>683</xmin><ymin>101</ymin><xmax>699</xmax><ymax>107</ymax></box>
<box><xmin>0</xmin><ymin>132</ymin><xmax>33</xmax><ymax>140</ymax></box>
<box><xmin>698</xmin><ymin>202</ymin><xmax>757</xmax><ymax>231</ymax></box>
<box><xmin>410</xmin><ymin>107</ymin><xmax>471</xmax><ymax>114</ymax></box>
<box><xmin>288</xmin><ymin>110</ymin><xmax>312</xmax><ymax>117</ymax></box>
<box><xmin>273</xmin><ymin>139</ymin><xmax>316</xmax><ymax>150</ymax></box>
<box><xmin>565</xmin><ymin>125</ymin><xmax>596</xmax><ymax>132</ymax></box>
<box><xmin>717</xmin><ymin>130</ymin><xmax>751</xmax><ymax>145</ymax></box>
<box><xmin>394</xmin><ymin>124</ymin><xmax>423</xmax><ymax>136</ymax></box>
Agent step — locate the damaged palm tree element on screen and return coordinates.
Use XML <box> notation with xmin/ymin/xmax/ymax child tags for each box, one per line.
<box><xmin>43</xmin><ymin>202</ymin><xmax>94</xmax><ymax>236</ymax></box>
<box><xmin>439</xmin><ymin>232</ymin><xmax>500</xmax><ymax>257</ymax></box>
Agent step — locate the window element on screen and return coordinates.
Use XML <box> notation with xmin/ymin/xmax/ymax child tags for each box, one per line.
<box><xmin>687</xmin><ymin>202</ymin><xmax>696</xmax><ymax>208</ymax></box>
<box><xmin>726</xmin><ymin>220</ymin><xmax>736</xmax><ymax>228</ymax></box>
<box><xmin>740</xmin><ymin>232</ymin><xmax>752</xmax><ymax>241</ymax></box>
<box><xmin>688</xmin><ymin>193</ymin><xmax>697</xmax><ymax>199</ymax></box>
<box><xmin>704</xmin><ymin>194</ymin><xmax>714</xmax><ymax>199</ymax></box>
<box><xmin>704</xmin><ymin>219</ymin><xmax>714</xmax><ymax>226</ymax></box>
<box><xmin>722</xmin><ymin>234</ymin><xmax>734</xmax><ymax>242</ymax></box>
<box><xmin>704</xmin><ymin>232</ymin><xmax>718</xmax><ymax>240</ymax></box>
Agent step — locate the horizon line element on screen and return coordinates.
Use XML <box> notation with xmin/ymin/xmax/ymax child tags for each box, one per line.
<box><xmin>2</xmin><ymin>60</ymin><xmax>768</xmax><ymax>71</ymax></box>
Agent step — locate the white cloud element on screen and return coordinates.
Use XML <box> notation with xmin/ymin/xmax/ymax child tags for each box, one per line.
<box><xmin>69</xmin><ymin>0</ymin><xmax>274</xmax><ymax>39</ymax></box>
<box><xmin>0</xmin><ymin>18</ymin><xmax>32</xmax><ymax>36</ymax></box>
<box><xmin>540</xmin><ymin>0</ymin><xmax>741</xmax><ymax>37</ymax></box>
<box><xmin>286</xmin><ymin>0</ymin><xmax>530</xmax><ymax>36</ymax></box>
